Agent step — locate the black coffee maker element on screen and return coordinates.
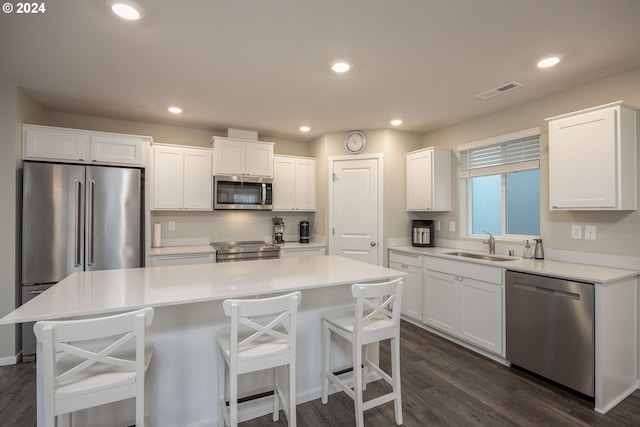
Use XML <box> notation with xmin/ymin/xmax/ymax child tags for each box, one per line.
<box><xmin>299</xmin><ymin>220</ymin><xmax>310</xmax><ymax>243</ymax></box>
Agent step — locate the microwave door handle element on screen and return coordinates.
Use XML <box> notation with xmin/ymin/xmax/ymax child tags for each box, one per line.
<box><xmin>262</xmin><ymin>183</ymin><xmax>266</xmax><ymax>205</ymax></box>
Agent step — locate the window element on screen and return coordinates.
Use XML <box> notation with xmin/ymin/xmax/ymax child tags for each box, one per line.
<box><xmin>459</xmin><ymin>128</ymin><xmax>540</xmax><ymax>239</ymax></box>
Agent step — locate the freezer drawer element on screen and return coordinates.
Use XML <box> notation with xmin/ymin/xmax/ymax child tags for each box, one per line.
<box><xmin>21</xmin><ymin>284</ymin><xmax>54</xmax><ymax>359</ymax></box>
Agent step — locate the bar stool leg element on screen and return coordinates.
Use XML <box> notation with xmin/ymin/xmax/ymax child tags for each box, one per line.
<box><xmin>353</xmin><ymin>340</ymin><xmax>364</xmax><ymax>427</ymax></box>
<box><xmin>392</xmin><ymin>336</ymin><xmax>403</xmax><ymax>425</ymax></box>
<box><xmin>321</xmin><ymin>319</ymin><xmax>330</xmax><ymax>404</ymax></box>
<box><xmin>289</xmin><ymin>363</ymin><xmax>297</xmax><ymax>426</ymax></box>
<box><xmin>218</xmin><ymin>350</ymin><xmax>226</xmax><ymax>427</ymax></box>
<box><xmin>229</xmin><ymin>364</ymin><xmax>238</xmax><ymax>427</ymax></box>
<box><xmin>273</xmin><ymin>366</ymin><xmax>280</xmax><ymax>422</ymax></box>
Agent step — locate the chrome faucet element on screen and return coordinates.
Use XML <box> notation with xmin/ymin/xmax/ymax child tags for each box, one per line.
<box><xmin>483</xmin><ymin>231</ymin><xmax>496</xmax><ymax>254</ymax></box>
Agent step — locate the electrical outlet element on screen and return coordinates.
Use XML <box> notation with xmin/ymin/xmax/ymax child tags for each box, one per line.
<box><xmin>434</xmin><ymin>220</ymin><xmax>441</xmax><ymax>231</ymax></box>
<box><xmin>584</xmin><ymin>225</ymin><xmax>597</xmax><ymax>240</ymax></box>
<box><xmin>448</xmin><ymin>221</ymin><xmax>456</xmax><ymax>232</ymax></box>
<box><xmin>571</xmin><ymin>224</ymin><xmax>583</xmax><ymax>239</ymax></box>
<box><xmin>168</xmin><ymin>221</ymin><xmax>176</xmax><ymax>231</ymax></box>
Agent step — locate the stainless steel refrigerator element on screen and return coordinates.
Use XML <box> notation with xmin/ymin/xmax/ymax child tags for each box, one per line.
<box><xmin>21</xmin><ymin>161</ymin><xmax>143</xmax><ymax>357</ymax></box>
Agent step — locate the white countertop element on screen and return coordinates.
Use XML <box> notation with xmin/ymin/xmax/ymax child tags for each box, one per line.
<box><xmin>390</xmin><ymin>246</ymin><xmax>639</xmax><ymax>284</ymax></box>
<box><xmin>1</xmin><ymin>255</ymin><xmax>405</xmax><ymax>324</ymax></box>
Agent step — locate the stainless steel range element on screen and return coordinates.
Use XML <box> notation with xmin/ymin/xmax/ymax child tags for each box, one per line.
<box><xmin>211</xmin><ymin>241</ymin><xmax>280</xmax><ymax>262</ymax></box>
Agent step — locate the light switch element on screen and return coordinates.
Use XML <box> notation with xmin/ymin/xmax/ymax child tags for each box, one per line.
<box><xmin>584</xmin><ymin>225</ymin><xmax>597</xmax><ymax>240</ymax></box>
<box><xmin>571</xmin><ymin>224</ymin><xmax>583</xmax><ymax>239</ymax></box>
<box><xmin>168</xmin><ymin>221</ymin><xmax>176</xmax><ymax>231</ymax></box>
<box><xmin>448</xmin><ymin>221</ymin><xmax>456</xmax><ymax>232</ymax></box>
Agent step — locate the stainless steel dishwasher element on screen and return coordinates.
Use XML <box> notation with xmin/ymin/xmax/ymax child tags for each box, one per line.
<box><xmin>505</xmin><ymin>270</ymin><xmax>594</xmax><ymax>397</ymax></box>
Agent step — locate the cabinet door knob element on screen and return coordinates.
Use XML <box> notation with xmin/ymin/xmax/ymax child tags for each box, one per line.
<box><xmin>370</xmin><ymin>241</ymin><xmax>377</xmax><ymax>247</ymax></box>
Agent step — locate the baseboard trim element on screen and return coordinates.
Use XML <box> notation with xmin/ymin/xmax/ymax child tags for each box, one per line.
<box><xmin>0</xmin><ymin>353</ymin><xmax>20</xmax><ymax>366</ymax></box>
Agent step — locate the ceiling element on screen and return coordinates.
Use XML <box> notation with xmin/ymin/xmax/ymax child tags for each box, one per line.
<box><xmin>2</xmin><ymin>0</ymin><xmax>640</xmax><ymax>141</ymax></box>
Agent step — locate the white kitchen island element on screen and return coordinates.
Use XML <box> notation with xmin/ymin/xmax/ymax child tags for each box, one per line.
<box><xmin>1</xmin><ymin>255</ymin><xmax>406</xmax><ymax>427</ymax></box>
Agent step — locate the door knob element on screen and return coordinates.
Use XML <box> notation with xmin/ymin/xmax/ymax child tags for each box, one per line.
<box><xmin>370</xmin><ymin>241</ymin><xmax>377</xmax><ymax>247</ymax></box>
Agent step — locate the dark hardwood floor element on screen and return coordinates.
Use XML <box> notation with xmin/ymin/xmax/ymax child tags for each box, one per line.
<box><xmin>2</xmin><ymin>321</ymin><xmax>639</xmax><ymax>426</ymax></box>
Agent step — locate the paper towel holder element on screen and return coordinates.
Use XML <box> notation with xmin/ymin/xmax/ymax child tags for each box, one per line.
<box><xmin>153</xmin><ymin>223</ymin><xmax>162</xmax><ymax>248</ymax></box>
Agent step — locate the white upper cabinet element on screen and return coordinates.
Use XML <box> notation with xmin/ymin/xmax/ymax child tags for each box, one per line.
<box><xmin>23</xmin><ymin>124</ymin><xmax>150</xmax><ymax>166</ymax></box>
<box><xmin>547</xmin><ymin>101</ymin><xmax>637</xmax><ymax>210</ymax></box>
<box><xmin>152</xmin><ymin>144</ymin><xmax>213</xmax><ymax>211</ymax></box>
<box><xmin>273</xmin><ymin>155</ymin><xmax>316</xmax><ymax>211</ymax></box>
<box><xmin>406</xmin><ymin>147</ymin><xmax>451</xmax><ymax>211</ymax></box>
<box><xmin>212</xmin><ymin>137</ymin><xmax>274</xmax><ymax>177</ymax></box>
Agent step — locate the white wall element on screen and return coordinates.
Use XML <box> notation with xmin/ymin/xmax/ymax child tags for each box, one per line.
<box><xmin>49</xmin><ymin>112</ymin><xmax>218</xmax><ymax>148</ymax></box>
<box><xmin>0</xmin><ymin>86</ymin><xmax>48</xmax><ymax>362</ymax></box>
<box><xmin>309</xmin><ymin>129</ymin><xmax>423</xmax><ymax>264</ymax></box>
<box><xmin>421</xmin><ymin>66</ymin><xmax>640</xmax><ymax>259</ymax></box>
<box><xmin>0</xmin><ymin>83</ymin><xmax>18</xmax><ymax>363</ymax></box>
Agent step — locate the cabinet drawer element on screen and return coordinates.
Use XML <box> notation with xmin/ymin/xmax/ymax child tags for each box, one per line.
<box><xmin>424</xmin><ymin>256</ymin><xmax>502</xmax><ymax>284</ymax></box>
<box><xmin>389</xmin><ymin>251</ymin><xmax>422</xmax><ymax>268</ymax></box>
<box><xmin>280</xmin><ymin>247</ymin><xmax>326</xmax><ymax>258</ymax></box>
<box><xmin>150</xmin><ymin>253</ymin><xmax>215</xmax><ymax>266</ymax></box>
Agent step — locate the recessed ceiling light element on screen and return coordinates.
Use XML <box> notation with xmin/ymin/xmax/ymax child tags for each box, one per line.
<box><xmin>168</xmin><ymin>106</ymin><xmax>182</xmax><ymax>114</ymax></box>
<box><xmin>537</xmin><ymin>56</ymin><xmax>560</xmax><ymax>68</ymax></box>
<box><xmin>299</xmin><ymin>126</ymin><xmax>311</xmax><ymax>132</ymax></box>
<box><xmin>390</xmin><ymin>119</ymin><xmax>403</xmax><ymax>126</ymax></box>
<box><xmin>109</xmin><ymin>0</ymin><xmax>144</xmax><ymax>21</ymax></box>
<box><xmin>331</xmin><ymin>61</ymin><xmax>352</xmax><ymax>73</ymax></box>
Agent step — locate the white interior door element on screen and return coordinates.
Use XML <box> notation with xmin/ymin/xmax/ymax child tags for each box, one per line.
<box><xmin>329</xmin><ymin>155</ymin><xmax>383</xmax><ymax>265</ymax></box>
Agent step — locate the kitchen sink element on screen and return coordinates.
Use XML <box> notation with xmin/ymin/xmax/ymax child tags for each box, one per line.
<box><xmin>445</xmin><ymin>252</ymin><xmax>515</xmax><ymax>262</ymax></box>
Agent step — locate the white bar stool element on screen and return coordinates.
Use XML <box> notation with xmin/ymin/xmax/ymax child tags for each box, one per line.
<box><xmin>321</xmin><ymin>278</ymin><xmax>404</xmax><ymax>427</ymax></box>
<box><xmin>217</xmin><ymin>291</ymin><xmax>301</xmax><ymax>427</ymax></box>
<box><xmin>33</xmin><ymin>307</ymin><xmax>155</xmax><ymax>427</ymax></box>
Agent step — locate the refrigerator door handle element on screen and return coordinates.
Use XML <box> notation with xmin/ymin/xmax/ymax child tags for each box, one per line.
<box><xmin>87</xmin><ymin>179</ymin><xmax>95</xmax><ymax>266</ymax></box>
<box><xmin>74</xmin><ymin>180</ymin><xmax>82</xmax><ymax>267</ymax></box>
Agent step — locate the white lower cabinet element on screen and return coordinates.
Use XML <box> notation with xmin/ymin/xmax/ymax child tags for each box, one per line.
<box><xmin>389</xmin><ymin>251</ymin><xmax>423</xmax><ymax>321</ymax></box>
<box><xmin>280</xmin><ymin>246</ymin><xmax>326</xmax><ymax>259</ymax></box>
<box><xmin>423</xmin><ymin>256</ymin><xmax>504</xmax><ymax>355</ymax></box>
<box><xmin>459</xmin><ymin>275</ymin><xmax>503</xmax><ymax>354</ymax></box>
<box><xmin>149</xmin><ymin>252</ymin><xmax>215</xmax><ymax>266</ymax></box>
<box><xmin>422</xmin><ymin>269</ymin><xmax>458</xmax><ymax>333</ymax></box>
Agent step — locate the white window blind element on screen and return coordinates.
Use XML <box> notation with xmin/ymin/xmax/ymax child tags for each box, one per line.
<box><xmin>459</xmin><ymin>134</ymin><xmax>540</xmax><ymax>178</ymax></box>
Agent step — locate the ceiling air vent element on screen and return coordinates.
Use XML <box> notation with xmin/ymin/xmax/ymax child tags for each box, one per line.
<box><xmin>476</xmin><ymin>81</ymin><xmax>523</xmax><ymax>99</ymax></box>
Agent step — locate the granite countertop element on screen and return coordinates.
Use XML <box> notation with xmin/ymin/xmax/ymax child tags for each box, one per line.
<box><xmin>0</xmin><ymin>255</ymin><xmax>405</xmax><ymax>324</ymax></box>
<box><xmin>389</xmin><ymin>246</ymin><xmax>639</xmax><ymax>284</ymax></box>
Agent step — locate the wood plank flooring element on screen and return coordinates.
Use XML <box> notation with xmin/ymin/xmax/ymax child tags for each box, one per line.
<box><xmin>1</xmin><ymin>320</ymin><xmax>639</xmax><ymax>426</ymax></box>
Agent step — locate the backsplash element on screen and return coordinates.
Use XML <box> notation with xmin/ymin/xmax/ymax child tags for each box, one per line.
<box><xmin>151</xmin><ymin>210</ymin><xmax>315</xmax><ymax>244</ymax></box>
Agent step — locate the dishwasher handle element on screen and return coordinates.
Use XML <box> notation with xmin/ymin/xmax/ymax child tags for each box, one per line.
<box><xmin>512</xmin><ymin>281</ymin><xmax>580</xmax><ymax>300</ymax></box>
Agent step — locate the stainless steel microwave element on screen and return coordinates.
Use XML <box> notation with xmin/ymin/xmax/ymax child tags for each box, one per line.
<box><xmin>214</xmin><ymin>176</ymin><xmax>273</xmax><ymax>210</ymax></box>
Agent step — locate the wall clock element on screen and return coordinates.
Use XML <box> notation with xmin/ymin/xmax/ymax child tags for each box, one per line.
<box><xmin>344</xmin><ymin>130</ymin><xmax>367</xmax><ymax>154</ymax></box>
